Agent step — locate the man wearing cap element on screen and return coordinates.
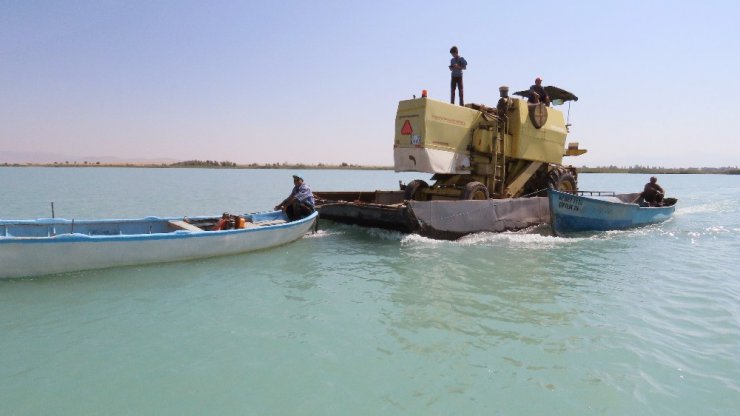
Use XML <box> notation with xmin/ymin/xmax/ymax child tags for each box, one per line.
<box><xmin>529</xmin><ymin>77</ymin><xmax>550</xmax><ymax>106</ymax></box>
<box><xmin>275</xmin><ymin>174</ymin><xmax>315</xmax><ymax>221</ymax></box>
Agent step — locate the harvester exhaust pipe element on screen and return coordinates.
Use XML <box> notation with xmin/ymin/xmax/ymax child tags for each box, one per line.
<box><xmin>499</xmin><ymin>86</ymin><xmax>509</xmax><ymax>98</ymax></box>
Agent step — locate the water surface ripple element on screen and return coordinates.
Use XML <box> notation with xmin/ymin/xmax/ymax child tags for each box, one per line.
<box><xmin>1</xmin><ymin>169</ymin><xmax>738</xmax><ymax>415</ymax></box>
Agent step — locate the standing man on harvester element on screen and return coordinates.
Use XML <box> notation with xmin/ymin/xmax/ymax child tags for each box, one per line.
<box><xmin>449</xmin><ymin>46</ymin><xmax>467</xmax><ymax>106</ymax></box>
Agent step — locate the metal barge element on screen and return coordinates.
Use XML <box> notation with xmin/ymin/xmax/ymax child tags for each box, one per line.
<box><xmin>314</xmin><ymin>190</ymin><xmax>549</xmax><ymax>240</ymax></box>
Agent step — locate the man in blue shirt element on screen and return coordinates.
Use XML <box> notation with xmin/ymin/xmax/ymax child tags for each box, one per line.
<box><xmin>275</xmin><ymin>174</ymin><xmax>315</xmax><ymax>221</ymax></box>
<box><xmin>449</xmin><ymin>46</ymin><xmax>467</xmax><ymax>106</ymax></box>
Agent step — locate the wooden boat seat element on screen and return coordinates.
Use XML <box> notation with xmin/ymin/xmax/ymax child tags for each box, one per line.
<box><xmin>251</xmin><ymin>219</ymin><xmax>287</xmax><ymax>227</ymax></box>
<box><xmin>168</xmin><ymin>220</ymin><xmax>203</xmax><ymax>232</ymax></box>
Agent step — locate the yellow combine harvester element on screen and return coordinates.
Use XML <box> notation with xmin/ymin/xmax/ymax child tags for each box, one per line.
<box><xmin>394</xmin><ymin>86</ymin><xmax>586</xmax><ymax>201</ymax></box>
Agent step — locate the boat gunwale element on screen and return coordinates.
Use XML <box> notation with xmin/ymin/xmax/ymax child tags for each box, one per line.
<box><xmin>0</xmin><ymin>211</ymin><xmax>318</xmax><ymax>245</ymax></box>
<box><xmin>550</xmin><ymin>189</ymin><xmax>676</xmax><ymax>211</ymax></box>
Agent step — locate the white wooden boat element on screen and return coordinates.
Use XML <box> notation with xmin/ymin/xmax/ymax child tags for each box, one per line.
<box><xmin>0</xmin><ymin>210</ymin><xmax>318</xmax><ymax>279</ymax></box>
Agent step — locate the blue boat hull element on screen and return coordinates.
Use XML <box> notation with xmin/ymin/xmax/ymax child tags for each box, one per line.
<box><xmin>548</xmin><ymin>189</ymin><xmax>676</xmax><ymax>236</ymax></box>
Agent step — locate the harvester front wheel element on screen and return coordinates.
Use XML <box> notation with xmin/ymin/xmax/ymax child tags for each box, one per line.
<box><xmin>461</xmin><ymin>182</ymin><xmax>489</xmax><ymax>200</ymax></box>
<box><xmin>548</xmin><ymin>168</ymin><xmax>577</xmax><ymax>193</ymax></box>
<box><xmin>404</xmin><ymin>180</ymin><xmax>429</xmax><ymax>201</ymax></box>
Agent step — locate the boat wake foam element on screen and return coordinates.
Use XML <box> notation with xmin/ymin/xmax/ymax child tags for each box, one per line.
<box><xmin>456</xmin><ymin>231</ymin><xmax>585</xmax><ymax>248</ymax></box>
<box><xmin>302</xmin><ymin>229</ymin><xmax>333</xmax><ymax>239</ymax></box>
<box><xmin>676</xmin><ymin>202</ymin><xmax>736</xmax><ymax>216</ymax></box>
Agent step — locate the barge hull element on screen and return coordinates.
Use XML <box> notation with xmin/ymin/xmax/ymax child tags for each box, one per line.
<box><xmin>409</xmin><ymin>197</ymin><xmax>548</xmax><ymax>239</ymax></box>
<box><xmin>314</xmin><ymin>191</ymin><xmax>417</xmax><ymax>233</ymax></box>
<box><xmin>315</xmin><ymin>191</ymin><xmax>549</xmax><ymax>240</ymax></box>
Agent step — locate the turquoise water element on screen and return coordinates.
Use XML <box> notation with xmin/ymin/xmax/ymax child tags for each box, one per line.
<box><xmin>1</xmin><ymin>168</ymin><xmax>739</xmax><ymax>415</ymax></box>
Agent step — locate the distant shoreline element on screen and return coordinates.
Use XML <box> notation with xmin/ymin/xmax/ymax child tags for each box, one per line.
<box><xmin>1</xmin><ymin>161</ymin><xmax>395</xmax><ymax>171</ymax></box>
<box><xmin>1</xmin><ymin>162</ymin><xmax>738</xmax><ymax>175</ymax></box>
<box><xmin>578</xmin><ymin>167</ymin><xmax>740</xmax><ymax>175</ymax></box>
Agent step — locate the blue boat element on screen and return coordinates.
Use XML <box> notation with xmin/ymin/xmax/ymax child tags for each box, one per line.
<box><xmin>548</xmin><ymin>189</ymin><xmax>677</xmax><ymax>236</ymax></box>
<box><xmin>0</xmin><ymin>210</ymin><xmax>318</xmax><ymax>279</ymax></box>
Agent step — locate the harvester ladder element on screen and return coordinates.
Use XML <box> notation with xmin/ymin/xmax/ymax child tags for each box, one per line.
<box><xmin>493</xmin><ymin>131</ymin><xmax>506</xmax><ymax>197</ymax></box>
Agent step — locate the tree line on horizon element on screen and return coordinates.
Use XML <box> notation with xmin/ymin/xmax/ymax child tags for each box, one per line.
<box><xmin>577</xmin><ymin>165</ymin><xmax>740</xmax><ymax>174</ymax></box>
<box><xmin>2</xmin><ymin>161</ymin><xmax>738</xmax><ymax>174</ymax></box>
<box><xmin>167</xmin><ymin>160</ymin><xmax>379</xmax><ymax>169</ymax></box>
<box><xmin>168</xmin><ymin>162</ymin><xmax>737</xmax><ymax>174</ymax></box>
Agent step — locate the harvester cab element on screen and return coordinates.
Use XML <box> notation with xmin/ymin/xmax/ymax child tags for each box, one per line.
<box><xmin>394</xmin><ymin>85</ymin><xmax>586</xmax><ymax>201</ymax></box>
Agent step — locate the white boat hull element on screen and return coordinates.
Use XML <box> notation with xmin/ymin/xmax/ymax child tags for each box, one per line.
<box><xmin>0</xmin><ymin>211</ymin><xmax>317</xmax><ymax>279</ymax></box>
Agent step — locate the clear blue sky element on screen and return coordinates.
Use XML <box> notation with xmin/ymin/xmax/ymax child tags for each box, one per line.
<box><xmin>2</xmin><ymin>0</ymin><xmax>738</xmax><ymax>167</ymax></box>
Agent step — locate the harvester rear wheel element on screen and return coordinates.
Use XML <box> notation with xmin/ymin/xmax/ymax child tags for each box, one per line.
<box><xmin>548</xmin><ymin>168</ymin><xmax>577</xmax><ymax>193</ymax></box>
<box><xmin>404</xmin><ymin>180</ymin><xmax>429</xmax><ymax>201</ymax></box>
<box><xmin>461</xmin><ymin>182</ymin><xmax>489</xmax><ymax>200</ymax></box>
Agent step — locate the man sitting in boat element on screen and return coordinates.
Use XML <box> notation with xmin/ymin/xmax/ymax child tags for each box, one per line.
<box><xmin>642</xmin><ymin>176</ymin><xmax>665</xmax><ymax>207</ymax></box>
<box><xmin>275</xmin><ymin>174</ymin><xmax>315</xmax><ymax>221</ymax></box>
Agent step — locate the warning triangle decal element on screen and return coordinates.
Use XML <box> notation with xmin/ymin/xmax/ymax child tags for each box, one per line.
<box><xmin>400</xmin><ymin>120</ymin><xmax>413</xmax><ymax>135</ymax></box>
